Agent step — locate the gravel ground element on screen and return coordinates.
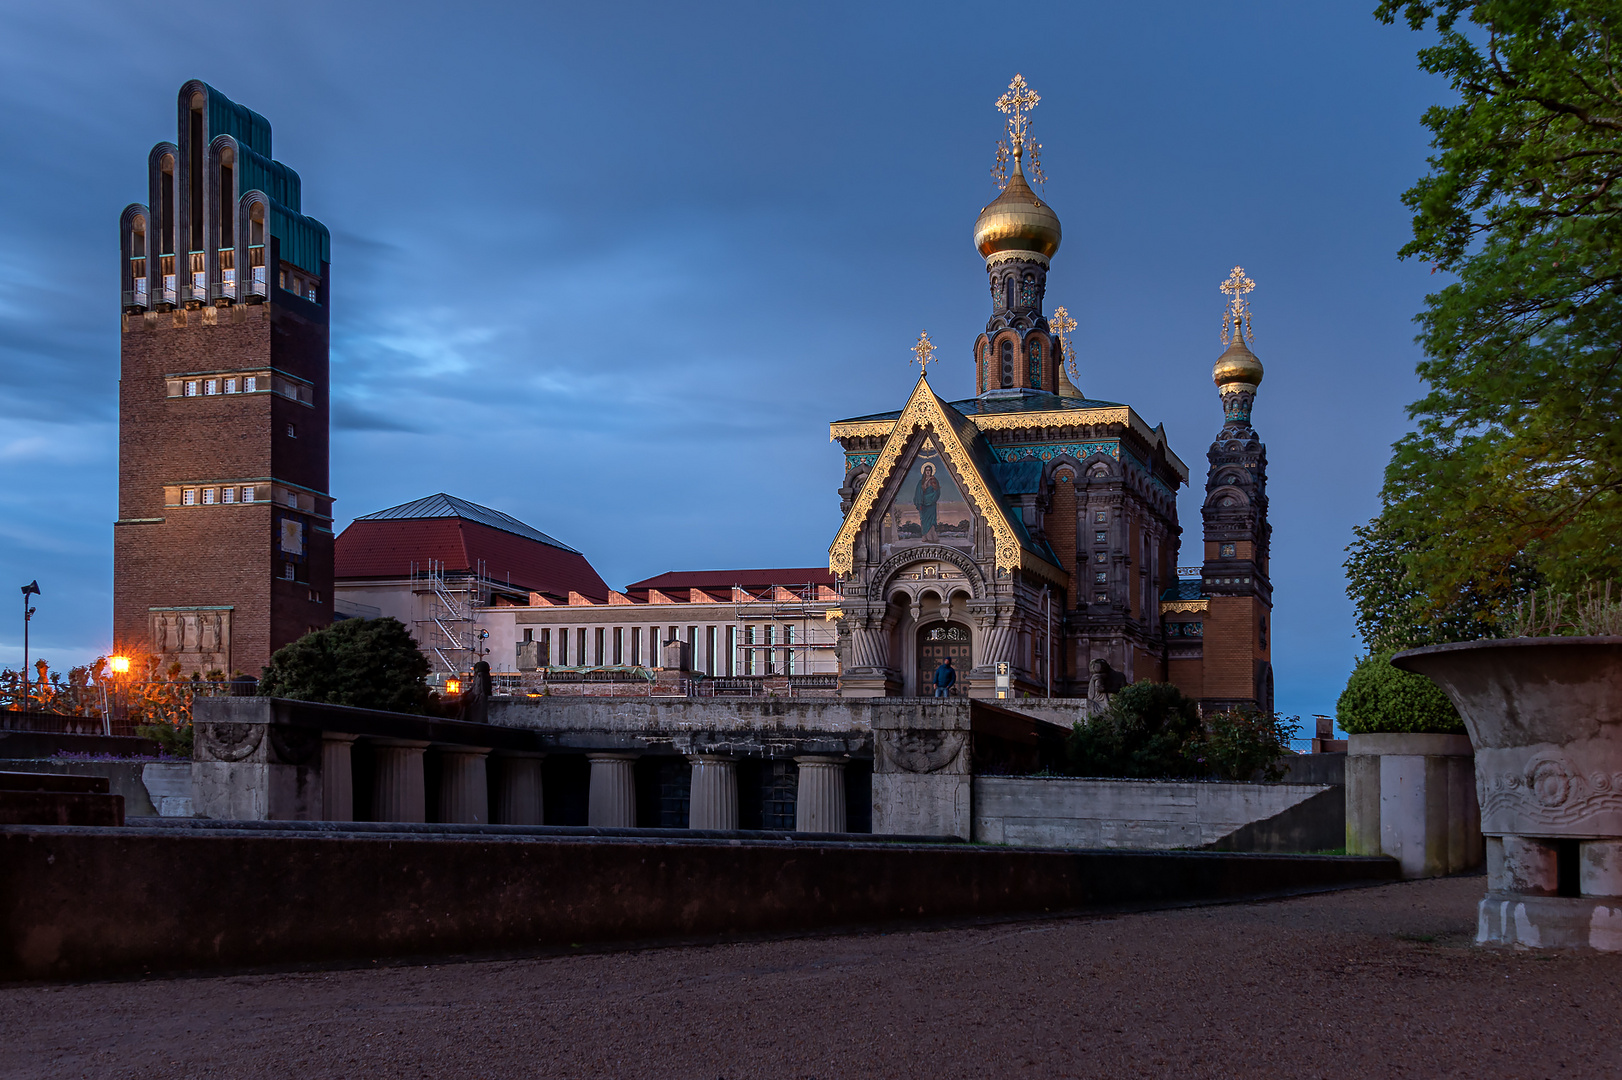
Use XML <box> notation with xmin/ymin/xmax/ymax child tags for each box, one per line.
<box><xmin>2</xmin><ymin>874</ymin><xmax>1619</xmax><ymax>1079</ymax></box>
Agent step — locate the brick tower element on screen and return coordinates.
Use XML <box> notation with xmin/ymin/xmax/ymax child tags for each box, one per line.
<box><xmin>114</xmin><ymin>80</ymin><xmax>333</xmax><ymax>677</ymax></box>
<box><xmin>1195</xmin><ymin>268</ymin><xmax>1274</xmax><ymax>713</ymax></box>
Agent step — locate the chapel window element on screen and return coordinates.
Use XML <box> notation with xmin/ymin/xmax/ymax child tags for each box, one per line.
<box><xmin>1000</xmin><ymin>339</ymin><xmax>1014</xmax><ymax>387</ymax></box>
<box><xmin>1028</xmin><ymin>339</ymin><xmax>1042</xmax><ymax>388</ymax></box>
<box><xmin>1020</xmin><ymin>276</ymin><xmax>1035</xmax><ymax>306</ymax></box>
<box><xmin>1095</xmin><ymin>512</ymin><xmax>1106</xmax><ymax>524</ymax></box>
<box><xmin>1004</xmin><ymin>278</ymin><xmax>1015</xmax><ymax>311</ymax></box>
<box><xmin>1095</xmin><ymin>531</ymin><xmax>1107</xmax><ymax>544</ymax></box>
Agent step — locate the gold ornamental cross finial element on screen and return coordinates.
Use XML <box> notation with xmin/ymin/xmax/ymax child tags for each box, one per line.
<box><xmin>911</xmin><ymin>331</ymin><xmax>937</xmax><ymax>376</ymax></box>
<box><xmin>1220</xmin><ymin>265</ymin><xmax>1256</xmax><ymax>346</ymax></box>
<box><xmin>1051</xmin><ymin>305</ymin><xmax>1080</xmax><ymax>380</ymax></box>
<box><xmin>992</xmin><ymin>74</ymin><xmax>1046</xmax><ymax>190</ymax></box>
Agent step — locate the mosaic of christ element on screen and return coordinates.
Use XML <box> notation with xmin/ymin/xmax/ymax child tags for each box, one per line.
<box><xmin>880</xmin><ymin>442</ymin><xmax>974</xmax><ymax>555</ymax></box>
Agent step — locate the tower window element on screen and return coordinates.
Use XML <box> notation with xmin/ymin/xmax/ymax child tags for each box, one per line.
<box><xmin>222</xmin><ymin>486</ymin><xmax>235</xmax><ymax>504</ymax></box>
<box><xmin>1020</xmin><ymin>277</ymin><xmax>1035</xmax><ymax>306</ymax></box>
<box><xmin>224</xmin><ymin>377</ymin><xmax>237</xmax><ymax>393</ymax></box>
<box><xmin>182</xmin><ymin>489</ymin><xmax>197</xmax><ymax>506</ymax></box>
<box><xmin>1000</xmin><ymin>339</ymin><xmax>1014</xmax><ymax>387</ymax></box>
<box><xmin>1095</xmin><ymin>572</ymin><xmax>1107</xmax><ymax>584</ymax></box>
<box><xmin>286</xmin><ymin>424</ymin><xmax>297</xmax><ymax>438</ymax></box>
<box><xmin>1095</xmin><ymin>531</ymin><xmax>1107</xmax><ymax>544</ymax></box>
<box><xmin>1004</xmin><ymin>278</ymin><xmax>1015</xmax><ymax>311</ymax></box>
<box><xmin>1028</xmin><ymin>339</ymin><xmax>1042</xmax><ymax>388</ymax></box>
<box><xmin>203</xmin><ymin>379</ymin><xmax>217</xmax><ymax>395</ymax></box>
<box><xmin>201</xmin><ymin>487</ymin><xmax>216</xmax><ymax>505</ymax></box>
<box><xmin>1221</xmin><ymin>543</ymin><xmax>1236</xmax><ymax>558</ymax></box>
<box><xmin>244</xmin><ymin>376</ymin><xmax>259</xmax><ymax>392</ymax></box>
<box><xmin>1095</xmin><ymin>511</ymin><xmax>1106</xmax><ymax>524</ymax></box>
<box><xmin>184</xmin><ymin>380</ymin><xmax>198</xmax><ymax>397</ymax></box>
<box><xmin>241</xmin><ymin>486</ymin><xmax>256</xmax><ymax>502</ymax></box>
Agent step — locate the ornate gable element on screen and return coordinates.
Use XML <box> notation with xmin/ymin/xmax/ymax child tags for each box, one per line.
<box><xmin>828</xmin><ymin>377</ymin><xmax>1062</xmax><ymax>582</ymax></box>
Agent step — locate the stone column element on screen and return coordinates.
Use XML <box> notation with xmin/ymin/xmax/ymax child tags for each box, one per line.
<box><xmin>320</xmin><ymin>733</ymin><xmax>358</xmax><ymax>822</ymax></box>
<box><xmin>587</xmin><ymin>753</ymin><xmax>638</xmax><ymax>827</ymax></box>
<box><xmin>495</xmin><ymin>752</ymin><xmax>545</xmax><ymax>826</ymax></box>
<box><xmin>438</xmin><ymin>746</ymin><xmax>491</xmax><ymax>824</ymax></box>
<box><xmin>688</xmin><ymin>755</ymin><xmax>739</xmax><ymax>831</ymax></box>
<box><xmin>372</xmin><ymin>739</ymin><xmax>430</xmax><ymax>823</ymax></box>
<box><xmin>794</xmin><ymin>755</ymin><xmax>848</xmax><ymax>833</ymax></box>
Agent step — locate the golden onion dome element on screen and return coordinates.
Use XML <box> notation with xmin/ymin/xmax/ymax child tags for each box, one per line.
<box><xmin>974</xmin><ymin>157</ymin><xmax>1062</xmax><ymax>260</ymax></box>
<box><xmin>1212</xmin><ymin>323</ymin><xmax>1264</xmax><ymax>390</ymax></box>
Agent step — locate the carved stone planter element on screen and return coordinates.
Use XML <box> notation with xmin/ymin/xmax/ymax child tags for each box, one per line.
<box><xmin>1393</xmin><ymin>638</ymin><xmax>1622</xmax><ymax>950</ymax></box>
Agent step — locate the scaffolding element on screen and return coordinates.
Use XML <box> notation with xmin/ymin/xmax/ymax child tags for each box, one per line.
<box><xmin>731</xmin><ymin>583</ymin><xmax>839</xmax><ymax>676</ymax></box>
<box><xmin>411</xmin><ymin>558</ymin><xmax>489</xmax><ymax>683</ymax></box>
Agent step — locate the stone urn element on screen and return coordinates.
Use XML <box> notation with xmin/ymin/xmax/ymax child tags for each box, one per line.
<box><xmin>1392</xmin><ymin>638</ymin><xmax>1622</xmax><ymax>950</ymax></box>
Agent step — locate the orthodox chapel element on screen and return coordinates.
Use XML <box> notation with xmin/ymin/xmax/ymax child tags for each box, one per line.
<box><xmin>829</xmin><ymin>76</ymin><xmax>1274</xmax><ymax>713</ymax></box>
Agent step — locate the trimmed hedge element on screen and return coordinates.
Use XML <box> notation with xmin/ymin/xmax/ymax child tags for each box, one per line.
<box><xmin>1335</xmin><ymin>651</ymin><xmax>1462</xmax><ymax>734</ymax></box>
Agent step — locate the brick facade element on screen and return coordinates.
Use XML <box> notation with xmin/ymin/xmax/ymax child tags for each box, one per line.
<box><xmin>114</xmin><ymin>82</ymin><xmax>332</xmax><ymax>677</ymax></box>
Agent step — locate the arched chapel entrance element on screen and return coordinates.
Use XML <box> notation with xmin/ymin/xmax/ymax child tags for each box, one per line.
<box><xmin>916</xmin><ymin>622</ymin><xmax>971</xmax><ymax>696</ymax></box>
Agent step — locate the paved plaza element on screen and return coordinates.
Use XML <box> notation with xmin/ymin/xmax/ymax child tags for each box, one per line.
<box><xmin>2</xmin><ymin>875</ymin><xmax>1617</xmax><ymax>1079</ymax></box>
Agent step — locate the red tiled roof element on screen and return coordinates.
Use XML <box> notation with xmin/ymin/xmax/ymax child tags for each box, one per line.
<box><xmin>625</xmin><ymin>567</ymin><xmax>834</xmax><ymax>595</ymax></box>
<box><xmin>335</xmin><ymin>518</ymin><xmax>610</xmax><ymax>601</ymax></box>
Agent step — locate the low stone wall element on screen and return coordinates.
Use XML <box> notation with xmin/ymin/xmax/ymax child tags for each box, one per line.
<box><xmin>0</xmin><ymin>821</ymin><xmax>1398</xmax><ymax>980</ymax></box>
<box><xmin>972</xmin><ymin>777</ymin><xmax>1343</xmax><ymax>852</ymax></box>
<box><xmin>0</xmin><ymin>759</ymin><xmax>192</xmax><ymax>818</ymax></box>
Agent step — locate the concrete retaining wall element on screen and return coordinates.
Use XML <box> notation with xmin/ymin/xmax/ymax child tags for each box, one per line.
<box><xmin>972</xmin><ymin>777</ymin><xmax>1343</xmax><ymax>852</ymax></box>
<box><xmin>0</xmin><ymin>822</ymin><xmax>1397</xmax><ymax>980</ymax></box>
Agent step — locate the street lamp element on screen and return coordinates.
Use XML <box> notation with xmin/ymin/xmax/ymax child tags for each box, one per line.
<box><xmin>19</xmin><ymin>581</ymin><xmax>39</xmax><ymax>711</ymax></box>
<box><xmin>108</xmin><ymin>655</ymin><xmax>131</xmax><ymax>736</ymax></box>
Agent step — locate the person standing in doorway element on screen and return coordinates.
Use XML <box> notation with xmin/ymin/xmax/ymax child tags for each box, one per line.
<box><xmin>932</xmin><ymin>655</ymin><xmax>957</xmax><ymax>698</ymax></box>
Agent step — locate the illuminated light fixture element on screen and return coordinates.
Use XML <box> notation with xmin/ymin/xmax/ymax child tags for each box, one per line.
<box><xmin>109</xmin><ymin>656</ymin><xmax>131</xmax><ymax>674</ymax></box>
<box><xmin>444</xmin><ymin>679</ymin><xmax>461</xmax><ymax>695</ymax></box>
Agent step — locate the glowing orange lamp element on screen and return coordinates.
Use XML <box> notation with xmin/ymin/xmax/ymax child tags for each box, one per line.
<box><xmin>445</xmin><ymin>679</ymin><xmax>461</xmax><ymax>695</ymax></box>
<box><xmin>109</xmin><ymin>655</ymin><xmax>131</xmax><ymax>674</ymax></box>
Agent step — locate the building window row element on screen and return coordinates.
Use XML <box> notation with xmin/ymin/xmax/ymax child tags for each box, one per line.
<box><xmin>176</xmin><ymin>484</ymin><xmax>260</xmax><ymax>507</ymax></box>
<box><xmin>522</xmin><ymin>621</ymin><xmax>826</xmax><ymax>676</ymax></box>
<box><xmin>1166</xmin><ymin>621</ymin><xmax>1203</xmax><ymax>638</ymax></box>
<box><xmin>166</xmin><ymin>370</ymin><xmax>314</xmax><ymax>405</ymax></box>
<box><xmin>279</xmin><ymin>268</ymin><xmax>320</xmax><ymax>305</ymax></box>
<box><xmin>165</xmin><ymin>482</ymin><xmax>329</xmax><ymax>517</ymax></box>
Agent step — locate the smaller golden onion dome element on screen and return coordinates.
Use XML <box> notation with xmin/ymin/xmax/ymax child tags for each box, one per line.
<box><xmin>1056</xmin><ymin>359</ymin><xmax>1083</xmax><ymax>400</ymax></box>
<box><xmin>974</xmin><ymin>156</ymin><xmax>1062</xmax><ymax>260</ymax></box>
<box><xmin>1212</xmin><ymin>321</ymin><xmax>1264</xmax><ymax>390</ymax></box>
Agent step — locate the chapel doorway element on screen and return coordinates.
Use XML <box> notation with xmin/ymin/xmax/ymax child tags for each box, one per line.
<box><xmin>916</xmin><ymin>622</ymin><xmax>971</xmax><ymax>696</ymax></box>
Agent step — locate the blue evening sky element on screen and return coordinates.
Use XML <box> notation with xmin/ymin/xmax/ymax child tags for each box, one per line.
<box><xmin>0</xmin><ymin>1</ymin><xmax>1447</xmax><ymax>721</ymax></box>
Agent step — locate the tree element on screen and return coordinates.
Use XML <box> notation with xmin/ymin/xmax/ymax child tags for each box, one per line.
<box><xmin>1336</xmin><ymin>651</ymin><xmax>1463</xmax><ymax>734</ymax></box>
<box><xmin>1353</xmin><ymin>2</ymin><xmax>1622</xmax><ymax>638</ymax></box>
<box><xmin>259</xmin><ymin>617</ymin><xmax>430</xmax><ymax>714</ymax></box>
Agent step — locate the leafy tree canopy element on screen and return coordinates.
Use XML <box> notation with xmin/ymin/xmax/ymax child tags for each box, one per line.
<box><xmin>1066</xmin><ymin>681</ymin><xmax>1203</xmax><ymax>779</ymax></box>
<box><xmin>259</xmin><ymin>617</ymin><xmax>430</xmax><ymax>714</ymax></box>
<box><xmin>1350</xmin><ymin>1</ymin><xmax>1622</xmax><ymax>644</ymax></box>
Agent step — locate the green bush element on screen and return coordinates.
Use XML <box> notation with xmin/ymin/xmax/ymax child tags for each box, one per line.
<box><xmin>135</xmin><ymin>719</ymin><xmax>193</xmax><ymax>758</ymax></box>
<box><xmin>259</xmin><ymin>617</ymin><xmax>430</xmax><ymax>714</ymax></box>
<box><xmin>1066</xmin><ymin>681</ymin><xmax>1203</xmax><ymax>778</ymax></box>
<box><xmin>1336</xmin><ymin>651</ymin><xmax>1462</xmax><ymax>734</ymax></box>
<box><xmin>1196</xmin><ymin>710</ymin><xmax>1295</xmax><ymax>782</ymax></box>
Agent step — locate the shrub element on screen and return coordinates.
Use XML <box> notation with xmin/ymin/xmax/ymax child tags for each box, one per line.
<box><xmin>1336</xmin><ymin>651</ymin><xmax>1462</xmax><ymax>734</ymax></box>
<box><xmin>1196</xmin><ymin>710</ymin><xmax>1295</xmax><ymax>782</ymax></box>
<box><xmin>259</xmin><ymin>617</ymin><xmax>430</xmax><ymax>714</ymax></box>
<box><xmin>135</xmin><ymin>719</ymin><xmax>194</xmax><ymax>757</ymax></box>
<box><xmin>1066</xmin><ymin>681</ymin><xmax>1202</xmax><ymax>778</ymax></box>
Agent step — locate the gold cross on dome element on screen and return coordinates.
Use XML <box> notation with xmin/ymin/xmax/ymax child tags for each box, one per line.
<box><xmin>1051</xmin><ymin>305</ymin><xmax>1079</xmax><ymax>378</ymax></box>
<box><xmin>996</xmin><ymin>74</ymin><xmax>1040</xmax><ymax>153</ymax></box>
<box><xmin>1219</xmin><ymin>266</ymin><xmax>1256</xmax><ymax>345</ymax></box>
<box><xmin>911</xmin><ymin>331</ymin><xmax>937</xmax><ymax>376</ymax></box>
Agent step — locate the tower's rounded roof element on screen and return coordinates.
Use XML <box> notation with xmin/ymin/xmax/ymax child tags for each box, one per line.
<box><xmin>974</xmin><ymin>159</ymin><xmax>1061</xmax><ymax>260</ymax></box>
<box><xmin>1212</xmin><ymin>327</ymin><xmax>1264</xmax><ymax>390</ymax></box>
